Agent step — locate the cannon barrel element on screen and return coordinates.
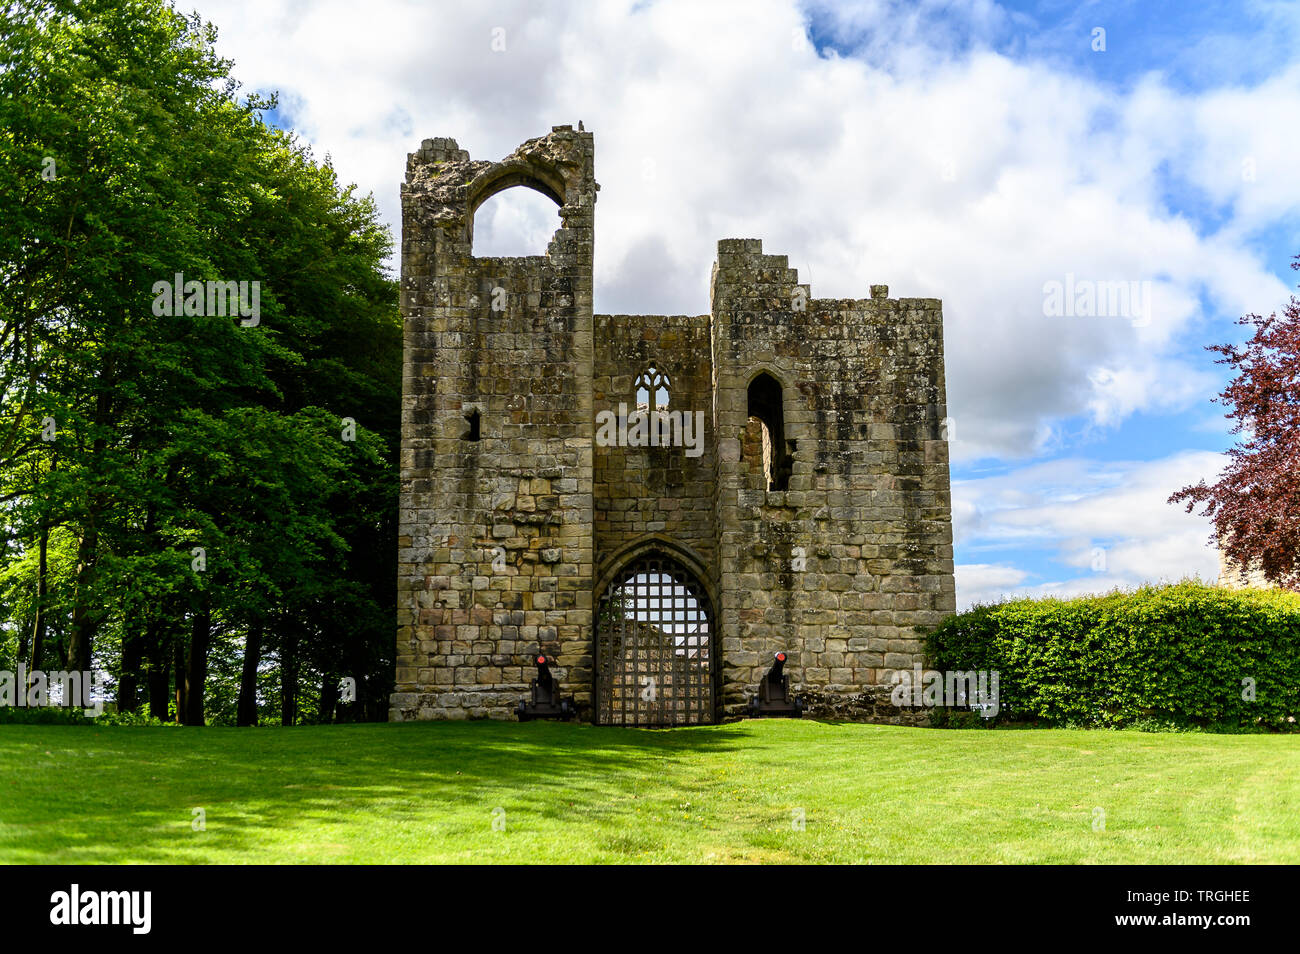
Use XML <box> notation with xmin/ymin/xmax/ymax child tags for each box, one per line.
<box><xmin>516</xmin><ymin>654</ymin><xmax>575</xmax><ymax>721</ymax></box>
<box><xmin>534</xmin><ymin>654</ymin><xmax>554</xmax><ymax>688</ymax></box>
<box><xmin>766</xmin><ymin>651</ymin><xmax>787</xmax><ymax>682</ymax></box>
<box><xmin>749</xmin><ymin>651</ymin><xmax>802</xmax><ymax>717</ymax></box>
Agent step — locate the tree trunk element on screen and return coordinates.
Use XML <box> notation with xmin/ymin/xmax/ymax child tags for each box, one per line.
<box><xmin>22</xmin><ymin>457</ymin><xmax>52</xmax><ymax>669</ymax></box>
<box><xmin>183</xmin><ymin>600</ymin><xmax>210</xmax><ymax>726</ymax></box>
<box><xmin>173</xmin><ymin>634</ymin><xmax>187</xmax><ymax>723</ymax></box>
<box><xmin>29</xmin><ymin>599</ymin><xmax>46</xmax><ymax>670</ymax></box>
<box><xmin>29</xmin><ymin>624</ymin><xmax>44</xmax><ymax>672</ymax></box>
<box><xmin>66</xmin><ymin>522</ymin><xmax>98</xmax><ymax>672</ymax></box>
<box><xmin>236</xmin><ymin>623</ymin><xmax>262</xmax><ymax>727</ymax></box>
<box><xmin>121</xmin><ymin>498</ymin><xmax>158</xmax><ymax>714</ymax></box>
<box><xmin>320</xmin><ymin>674</ymin><xmax>339</xmax><ymax>725</ymax></box>
<box><xmin>280</xmin><ymin>628</ymin><xmax>297</xmax><ymax>726</ymax></box>
<box><xmin>118</xmin><ymin>620</ymin><xmax>144</xmax><ymax>714</ymax></box>
<box><xmin>67</xmin><ymin>375</ymin><xmax>113</xmax><ymax>674</ymax></box>
<box><xmin>341</xmin><ymin>672</ymin><xmax>362</xmax><ymax>723</ymax></box>
<box><xmin>147</xmin><ymin>638</ymin><xmax>170</xmax><ymax>721</ymax></box>
<box><xmin>29</xmin><ymin>519</ymin><xmax>49</xmax><ymax>668</ymax></box>
<box><xmin>145</xmin><ymin>605</ymin><xmax>171</xmax><ymax>720</ymax></box>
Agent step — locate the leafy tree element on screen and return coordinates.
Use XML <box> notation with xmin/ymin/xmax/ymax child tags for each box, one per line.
<box><xmin>1171</xmin><ymin>256</ymin><xmax>1300</xmax><ymax>589</ymax></box>
<box><xmin>0</xmin><ymin>0</ymin><xmax>400</xmax><ymax>724</ymax></box>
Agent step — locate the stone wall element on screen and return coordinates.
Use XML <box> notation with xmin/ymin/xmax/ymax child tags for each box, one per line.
<box><xmin>392</xmin><ymin>129</ymin><xmax>956</xmax><ymax>725</ymax></box>
<box><xmin>710</xmin><ymin>239</ymin><xmax>956</xmax><ymax>720</ymax></box>
<box><xmin>592</xmin><ymin>313</ymin><xmax>717</xmax><ymax>581</ymax></box>
<box><xmin>1217</xmin><ymin>545</ymin><xmax>1277</xmax><ymax>590</ymax></box>
<box><xmin>391</xmin><ymin>127</ymin><xmax>597</xmax><ymax>721</ymax></box>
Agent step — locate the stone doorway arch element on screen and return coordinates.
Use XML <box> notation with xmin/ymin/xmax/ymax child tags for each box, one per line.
<box><xmin>594</xmin><ymin>551</ymin><xmax>715</xmax><ymax>726</ymax></box>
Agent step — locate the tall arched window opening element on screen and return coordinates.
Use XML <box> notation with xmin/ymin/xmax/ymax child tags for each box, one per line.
<box><xmin>747</xmin><ymin>372</ymin><xmax>792</xmax><ymax>491</ymax></box>
<box><xmin>470</xmin><ymin>185</ymin><xmax>561</xmax><ymax>257</ymax></box>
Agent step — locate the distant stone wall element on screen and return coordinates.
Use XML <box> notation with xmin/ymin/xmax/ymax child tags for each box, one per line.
<box><xmin>1217</xmin><ymin>546</ymin><xmax>1276</xmax><ymax>590</ymax></box>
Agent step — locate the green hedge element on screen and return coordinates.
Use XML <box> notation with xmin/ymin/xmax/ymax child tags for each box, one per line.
<box><xmin>926</xmin><ymin>581</ymin><xmax>1300</xmax><ymax>730</ymax></box>
<box><xmin>0</xmin><ymin>707</ymin><xmax>179</xmax><ymax>726</ymax></box>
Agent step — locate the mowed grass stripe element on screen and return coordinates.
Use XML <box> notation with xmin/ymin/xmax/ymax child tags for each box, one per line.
<box><xmin>0</xmin><ymin>720</ymin><xmax>1294</xmax><ymax>864</ymax></box>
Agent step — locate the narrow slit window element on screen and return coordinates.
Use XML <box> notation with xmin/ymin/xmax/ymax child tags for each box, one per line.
<box><xmin>464</xmin><ymin>409</ymin><xmax>481</xmax><ymax>441</ymax></box>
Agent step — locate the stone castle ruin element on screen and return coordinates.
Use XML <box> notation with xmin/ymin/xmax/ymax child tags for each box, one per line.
<box><xmin>391</xmin><ymin>125</ymin><xmax>956</xmax><ymax>725</ymax></box>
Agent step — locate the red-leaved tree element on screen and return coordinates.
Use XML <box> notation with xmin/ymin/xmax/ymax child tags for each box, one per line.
<box><xmin>1170</xmin><ymin>257</ymin><xmax>1300</xmax><ymax>589</ymax></box>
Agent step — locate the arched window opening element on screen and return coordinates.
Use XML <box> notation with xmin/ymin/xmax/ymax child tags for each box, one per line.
<box><xmin>470</xmin><ymin>185</ymin><xmax>561</xmax><ymax>258</ymax></box>
<box><xmin>595</xmin><ymin>551</ymin><xmax>714</xmax><ymax>726</ymax></box>
<box><xmin>747</xmin><ymin>372</ymin><xmax>792</xmax><ymax>491</ymax></box>
<box><xmin>634</xmin><ymin>364</ymin><xmax>670</xmax><ymax>414</ymax></box>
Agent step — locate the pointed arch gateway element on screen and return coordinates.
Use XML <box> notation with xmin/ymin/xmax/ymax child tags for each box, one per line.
<box><xmin>595</xmin><ymin>550</ymin><xmax>715</xmax><ymax>725</ymax></box>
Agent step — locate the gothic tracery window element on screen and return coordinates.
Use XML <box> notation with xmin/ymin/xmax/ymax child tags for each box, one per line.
<box><xmin>635</xmin><ymin>364</ymin><xmax>671</xmax><ymax>414</ymax></box>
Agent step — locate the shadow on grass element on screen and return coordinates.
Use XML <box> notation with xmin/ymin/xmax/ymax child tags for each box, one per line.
<box><xmin>3</xmin><ymin>719</ymin><xmax>1295</xmax><ymax>863</ymax></box>
<box><xmin>0</xmin><ymin>720</ymin><xmax>767</xmax><ymax>863</ymax></box>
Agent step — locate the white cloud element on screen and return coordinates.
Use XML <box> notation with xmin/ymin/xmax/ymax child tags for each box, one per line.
<box><xmin>955</xmin><ymin>562</ymin><xmax>1030</xmax><ymax>606</ymax></box>
<box><xmin>188</xmin><ymin>0</ymin><xmax>1292</xmax><ymax>608</ymax></box>
<box><xmin>193</xmin><ymin>0</ymin><xmax>1298</xmax><ymax>462</ymax></box>
<box><xmin>953</xmin><ymin>450</ymin><xmax>1223</xmax><ymax>608</ymax></box>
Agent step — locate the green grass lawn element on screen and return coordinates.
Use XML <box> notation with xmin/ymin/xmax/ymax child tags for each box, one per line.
<box><xmin>0</xmin><ymin>720</ymin><xmax>1296</xmax><ymax>864</ymax></box>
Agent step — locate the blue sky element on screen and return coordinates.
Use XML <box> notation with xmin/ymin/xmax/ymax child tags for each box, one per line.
<box><xmin>199</xmin><ymin>0</ymin><xmax>1300</xmax><ymax>605</ymax></box>
<box><xmin>809</xmin><ymin>0</ymin><xmax>1300</xmax><ymax>92</ymax></box>
<box><xmin>797</xmin><ymin>0</ymin><xmax>1299</xmax><ymax>598</ymax></box>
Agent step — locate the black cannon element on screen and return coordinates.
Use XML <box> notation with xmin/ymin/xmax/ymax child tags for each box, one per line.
<box><xmin>516</xmin><ymin>654</ymin><xmax>576</xmax><ymax>721</ymax></box>
<box><xmin>748</xmin><ymin>651</ymin><xmax>804</xmax><ymax>717</ymax></box>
